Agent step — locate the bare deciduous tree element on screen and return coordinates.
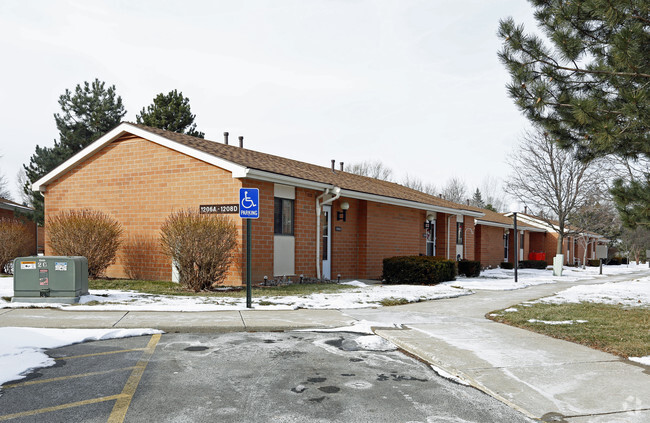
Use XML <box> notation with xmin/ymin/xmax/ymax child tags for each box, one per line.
<box><xmin>480</xmin><ymin>175</ymin><xmax>507</xmax><ymax>212</ymax></box>
<box><xmin>16</xmin><ymin>168</ymin><xmax>31</xmax><ymax>206</ymax></box>
<box><xmin>505</xmin><ymin>129</ymin><xmax>602</xmax><ymax>254</ymax></box>
<box><xmin>0</xmin><ymin>156</ymin><xmax>12</xmax><ymax>200</ymax></box>
<box><xmin>569</xmin><ymin>199</ymin><xmax>620</xmax><ymax>267</ymax></box>
<box><xmin>441</xmin><ymin>176</ymin><xmax>468</xmax><ymax>204</ymax></box>
<box><xmin>402</xmin><ymin>174</ymin><xmax>437</xmax><ymax>195</ymax></box>
<box><xmin>619</xmin><ymin>226</ymin><xmax>650</xmax><ymax>264</ymax></box>
<box><xmin>345</xmin><ymin>160</ymin><xmax>394</xmax><ymax>181</ymax></box>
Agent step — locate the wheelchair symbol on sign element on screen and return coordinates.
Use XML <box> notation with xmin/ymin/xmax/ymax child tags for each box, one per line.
<box><xmin>241</xmin><ymin>191</ymin><xmax>256</xmax><ymax>209</ymax></box>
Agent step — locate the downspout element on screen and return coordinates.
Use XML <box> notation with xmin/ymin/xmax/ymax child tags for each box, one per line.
<box><xmin>446</xmin><ymin>214</ymin><xmax>453</xmax><ymax>260</ymax></box>
<box><xmin>316</xmin><ymin>187</ymin><xmax>341</xmax><ymax>279</ymax></box>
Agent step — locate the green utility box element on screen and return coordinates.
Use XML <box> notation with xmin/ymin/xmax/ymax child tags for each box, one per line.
<box><xmin>12</xmin><ymin>256</ymin><xmax>89</xmax><ymax>304</ymax></box>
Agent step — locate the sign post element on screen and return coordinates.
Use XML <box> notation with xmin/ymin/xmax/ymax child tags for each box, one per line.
<box><xmin>239</xmin><ymin>188</ymin><xmax>259</xmax><ymax>308</ymax></box>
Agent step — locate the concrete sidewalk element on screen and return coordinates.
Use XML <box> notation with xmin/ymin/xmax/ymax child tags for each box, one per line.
<box><xmin>347</xmin><ymin>272</ymin><xmax>650</xmax><ymax>422</ymax></box>
<box><xmin>1</xmin><ymin>271</ymin><xmax>649</xmax><ymax>421</ymax></box>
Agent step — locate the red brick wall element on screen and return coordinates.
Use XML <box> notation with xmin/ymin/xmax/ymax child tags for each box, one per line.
<box><xmin>476</xmin><ymin>225</ymin><xmax>507</xmax><ymax>268</ymax></box>
<box><xmin>44</xmin><ymin>135</ymin><xmax>244</xmax><ymax>284</ymax></box>
<box><xmin>330</xmin><ymin>197</ymin><xmax>361</xmax><ymax>279</ymax></box>
<box><xmin>354</xmin><ymin>202</ymin><xmax>426</xmax><ymax>279</ymax></box>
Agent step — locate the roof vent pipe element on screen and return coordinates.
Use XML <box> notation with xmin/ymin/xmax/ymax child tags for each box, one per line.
<box><xmin>223</xmin><ymin>132</ymin><xmax>229</xmax><ymax>145</ymax></box>
<box><xmin>239</xmin><ymin>136</ymin><xmax>244</xmax><ymax>148</ymax></box>
<box><xmin>331</xmin><ymin>160</ymin><xmax>335</xmax><ymax>173</ymax></box>
<box><xmin>524</xmin><ymin>205</ymin><xmax>528</xmax><ymax>214</ymax></box>
<box><xmin>340</xmin><ymin>162</ymin><xmax>344</xmax><ymax>171</ymax></box>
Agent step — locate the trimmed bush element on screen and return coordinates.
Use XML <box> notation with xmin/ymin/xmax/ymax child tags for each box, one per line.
<box><xmin>587</xmin><ymin>259</ymin><xmax>601</xmax><ymax>267</ymax></box>
<box><xmin>500</xmin><ymin>262</ymin><xmax>514</xmax><ymax>270</ymax></box>
<box><xmin>607</xmin><ymin>258</ymin><xmax>621</xmax><ymax>265</ymax></box>
<box><xmin>621</xmin><ymin>257</ymin><xmax>629</xmax><ymax>264</ymax></box>
<box><xmin>47</xmin><ymin>209</ymin><xmax>122</xmax><ymax>278</ymax></box>
<box><xmin>518</xmin><ymin>260</ymin><xmax>547</xmax><ymax>269</ymax></box>
<box><xmin>458</xmin><ymin>260</ymin><xmax>481</xmax><ymax>277</ymax></box>
<box><xmin>382</xmin><ymin>256</ymin><xmax>456</xmax><ymax>284</ymax></box>
<box><xmin>0</xmin><ymin>218</ymin><xmax>33</xmax><ymax>274</ymax></box>
<box><xmin>160</xmin><ymin>209</ymin><xmax>238</xmax><ymax>292</ymax></box>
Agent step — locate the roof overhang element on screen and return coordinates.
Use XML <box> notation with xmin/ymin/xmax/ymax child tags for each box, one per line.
<box><xmin>243</xmin><ymin>170</ymin><xmax>483</xmax><ymax>216</ymax></box>
<box><xmin>475</xmin><ymin>219</ymin><xmax>546</xmax><ymax>231</ymax></box>
<box><xmin>32</xmin><ymin>123</ymin><xmax>248</xmax><ymax>192</ymax></box>
<box><xmin>0</xmin><ymin>201</ymin><xmax>33</xmax><ymax>213</ymax></box>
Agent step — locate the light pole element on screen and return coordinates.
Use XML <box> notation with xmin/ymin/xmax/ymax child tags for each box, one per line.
<box><xmin>513</xmin><ymin>212</ymin><xmax>518</xmax><ymax>283</ymax></box>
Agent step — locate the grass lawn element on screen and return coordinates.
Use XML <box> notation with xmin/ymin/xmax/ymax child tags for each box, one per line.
<box><xmin>90</xmin><ymin>279</ymin><xmax>357</xmax><ymax>298</ymax></box>
<box><xmin>488</xmin><ymin>302</ymin><xmax>650</xmax><ymax>358</ymax></box>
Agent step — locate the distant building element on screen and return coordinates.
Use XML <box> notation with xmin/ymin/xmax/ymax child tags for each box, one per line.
<box><xmin>0</xmin><ymin>197</ymin><xmax>38</xmax><ymax>255</ymax></box>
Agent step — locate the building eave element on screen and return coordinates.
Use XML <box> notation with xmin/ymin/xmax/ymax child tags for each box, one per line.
<box><xmin>32</xmin><ymin>123</ymin><xmax>248</xmax><ymax>192</ymax></box>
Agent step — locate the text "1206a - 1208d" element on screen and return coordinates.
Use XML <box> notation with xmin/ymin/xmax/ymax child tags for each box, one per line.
<box><xmin>199</xmin><ymin>204</ymin><xmax>239</xmax><ymax>214</ymax></box>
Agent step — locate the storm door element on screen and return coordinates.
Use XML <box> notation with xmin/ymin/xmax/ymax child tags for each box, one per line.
<box><xmin>322</xmin><ymin>205</ymin><xmax>331</xmax><ymax>279</ymax></box>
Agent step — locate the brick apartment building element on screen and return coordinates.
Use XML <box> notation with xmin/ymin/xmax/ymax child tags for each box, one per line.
<box><xmin>0</xmin><ymin>197</ymin><xmax>38</xmax><ymax>256</ymax></box>
<box><xmin>33</xmin><ymin>123</ymin><xmax>544</xmax><ymax>285</ymax></box>
<box><xmin>506</xmin><ymin>213</ymin><xmax>608</xmax><ymax>266</ymax></box>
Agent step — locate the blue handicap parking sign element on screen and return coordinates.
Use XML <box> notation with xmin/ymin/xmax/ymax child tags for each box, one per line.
<box><xmin>239</xmin><ymin>188</ymin><xmax>259</xmax><ymax>219</ymax></box>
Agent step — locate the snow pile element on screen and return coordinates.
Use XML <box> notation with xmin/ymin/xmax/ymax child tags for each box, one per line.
<box><xmin>0</xmin><ymin>327</ymin><xmax>163</xmax><ymax>387</ymax></box>
<box><xmin>536</xmin><ymin>276</ymin><xmax>650</xmax><ymax>308</ymax></box>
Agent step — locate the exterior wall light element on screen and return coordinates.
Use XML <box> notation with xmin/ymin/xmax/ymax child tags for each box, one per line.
<box><xmin>337</xmin><ymin>202</ymin><xmax>350</xmax><ymax>221</ymax></box>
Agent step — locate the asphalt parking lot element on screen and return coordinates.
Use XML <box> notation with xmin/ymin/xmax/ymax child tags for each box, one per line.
<box><xmin>0</xmin><ymin>332</ymin><xmax>532</xmax><ymax>422</ymax></box>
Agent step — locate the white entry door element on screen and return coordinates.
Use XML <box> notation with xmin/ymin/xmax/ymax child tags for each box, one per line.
<box><xmin>322</xmin><ymin>205</ymin><xmax>331</xmax><ymax>279</ymax></box>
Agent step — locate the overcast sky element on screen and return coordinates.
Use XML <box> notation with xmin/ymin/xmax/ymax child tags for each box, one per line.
<box><xmin>0</xmin><ymin>0</ymin><xmax>538</xmax><ymax>205</ymax></box>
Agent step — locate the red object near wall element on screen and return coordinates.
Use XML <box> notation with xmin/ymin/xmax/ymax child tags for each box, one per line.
<box><xmin>529</xmin><ymin>251</ymin><xmax>546</xmax><ymax>261</ymax></box>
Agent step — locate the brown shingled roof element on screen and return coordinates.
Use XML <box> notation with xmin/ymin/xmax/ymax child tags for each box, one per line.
<box><xmin>128</xmin><ymin>123</ymin><xmax>482</xmax><ymax>215</ymax></box>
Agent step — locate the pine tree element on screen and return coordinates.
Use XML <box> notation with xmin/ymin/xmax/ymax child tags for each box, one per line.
<box><xmin>471</xmin><ymin>188</ymin><xmax>485</xmax><ymax>208</ymax></box>
<box><xmin>136</xmin><ymin>90</ymin><xmax>204</xmax><ymax>138</ymax></box>
<box><xmin>498</xmin><ymin>0</ymin><xmax>649</xmax><ymax>227</ymax></box>
<box><xmin>23</xmin><ymin>79</ymin><xmax>126</xmax><ymax>224</ymax></box>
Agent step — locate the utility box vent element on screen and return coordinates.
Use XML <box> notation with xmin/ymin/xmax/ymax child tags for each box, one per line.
<box><xmin>12</xmin><ymin>256</ymin><xmax>89</xmax><ymax>304</ymax></box>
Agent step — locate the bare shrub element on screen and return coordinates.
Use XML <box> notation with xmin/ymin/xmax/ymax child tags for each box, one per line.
<box><xmin>160</xmin><ymin>209</ymin><xmax>238</xmax><ymax>291</ymax></box>
<box><xmin>0</xmin><ymin>218</ymin><xmax>33</xmax><ymax>274</ymax></box>
<box><xmin>47</xmin><ymin>209</ymin><xmax>123</xmax><ymax>278</ymax></box>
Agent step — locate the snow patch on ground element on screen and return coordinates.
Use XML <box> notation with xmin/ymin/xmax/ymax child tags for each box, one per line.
<box><xmin>430</xmin><ymin>364</ymin><xmax>469</xmax><ymax>386</ymax></box>
<box><xmin>535</xmin><ymin>276</ymin><xmax>650</xmax><ymax>308</ymax></box>
<box><xmin>629</xmin><ymin>356</ymin><xmax>650</xmax><ymax>366</ymax></box>
<box><xmin>354</xmin><ymin>335</ymin><xmax>397</xmax><ymax>351</ymax></box>
<box><xmin>448</xmin><ymin>263</ymin><xmax>648</xmax><ymax>291</ymax></box>
<box><xmin>297</xmin><ymin>320</ymin><xmax>400</xmax><ymax>335</ymax></box>
<box><xmin>528</xmin><ymin>319</ymin><xmax>588</xmax><ymax>325</ymax></box>
<box><xmin>0</xmin><ymin>327</ymin><xmax>163</xmax><ymax>387</ymax></box>
<box><xmin>0</xmin><ymin>277</ymin><xmax>470</xmax><ymax>311</ymax></box>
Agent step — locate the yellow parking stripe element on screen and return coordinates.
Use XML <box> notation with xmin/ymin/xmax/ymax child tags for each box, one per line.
<box><xmin>107</xmin><ymin>333</ymin><xmax>161</xmax><ymax>423</ymax></box>
<box><xmin>55</xmin><ymin>348</ymin><xmax>146</xmax><ymax>360</ymax></box>
<box><xmin>3</xmin><ymin>367</ymin><xmax>137</xmax><ymax>389</ymax></box>
<box><xmin>0</xmin><ymin>394</ymin><xmax>126</xmax><ymax>421</ymax></box>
